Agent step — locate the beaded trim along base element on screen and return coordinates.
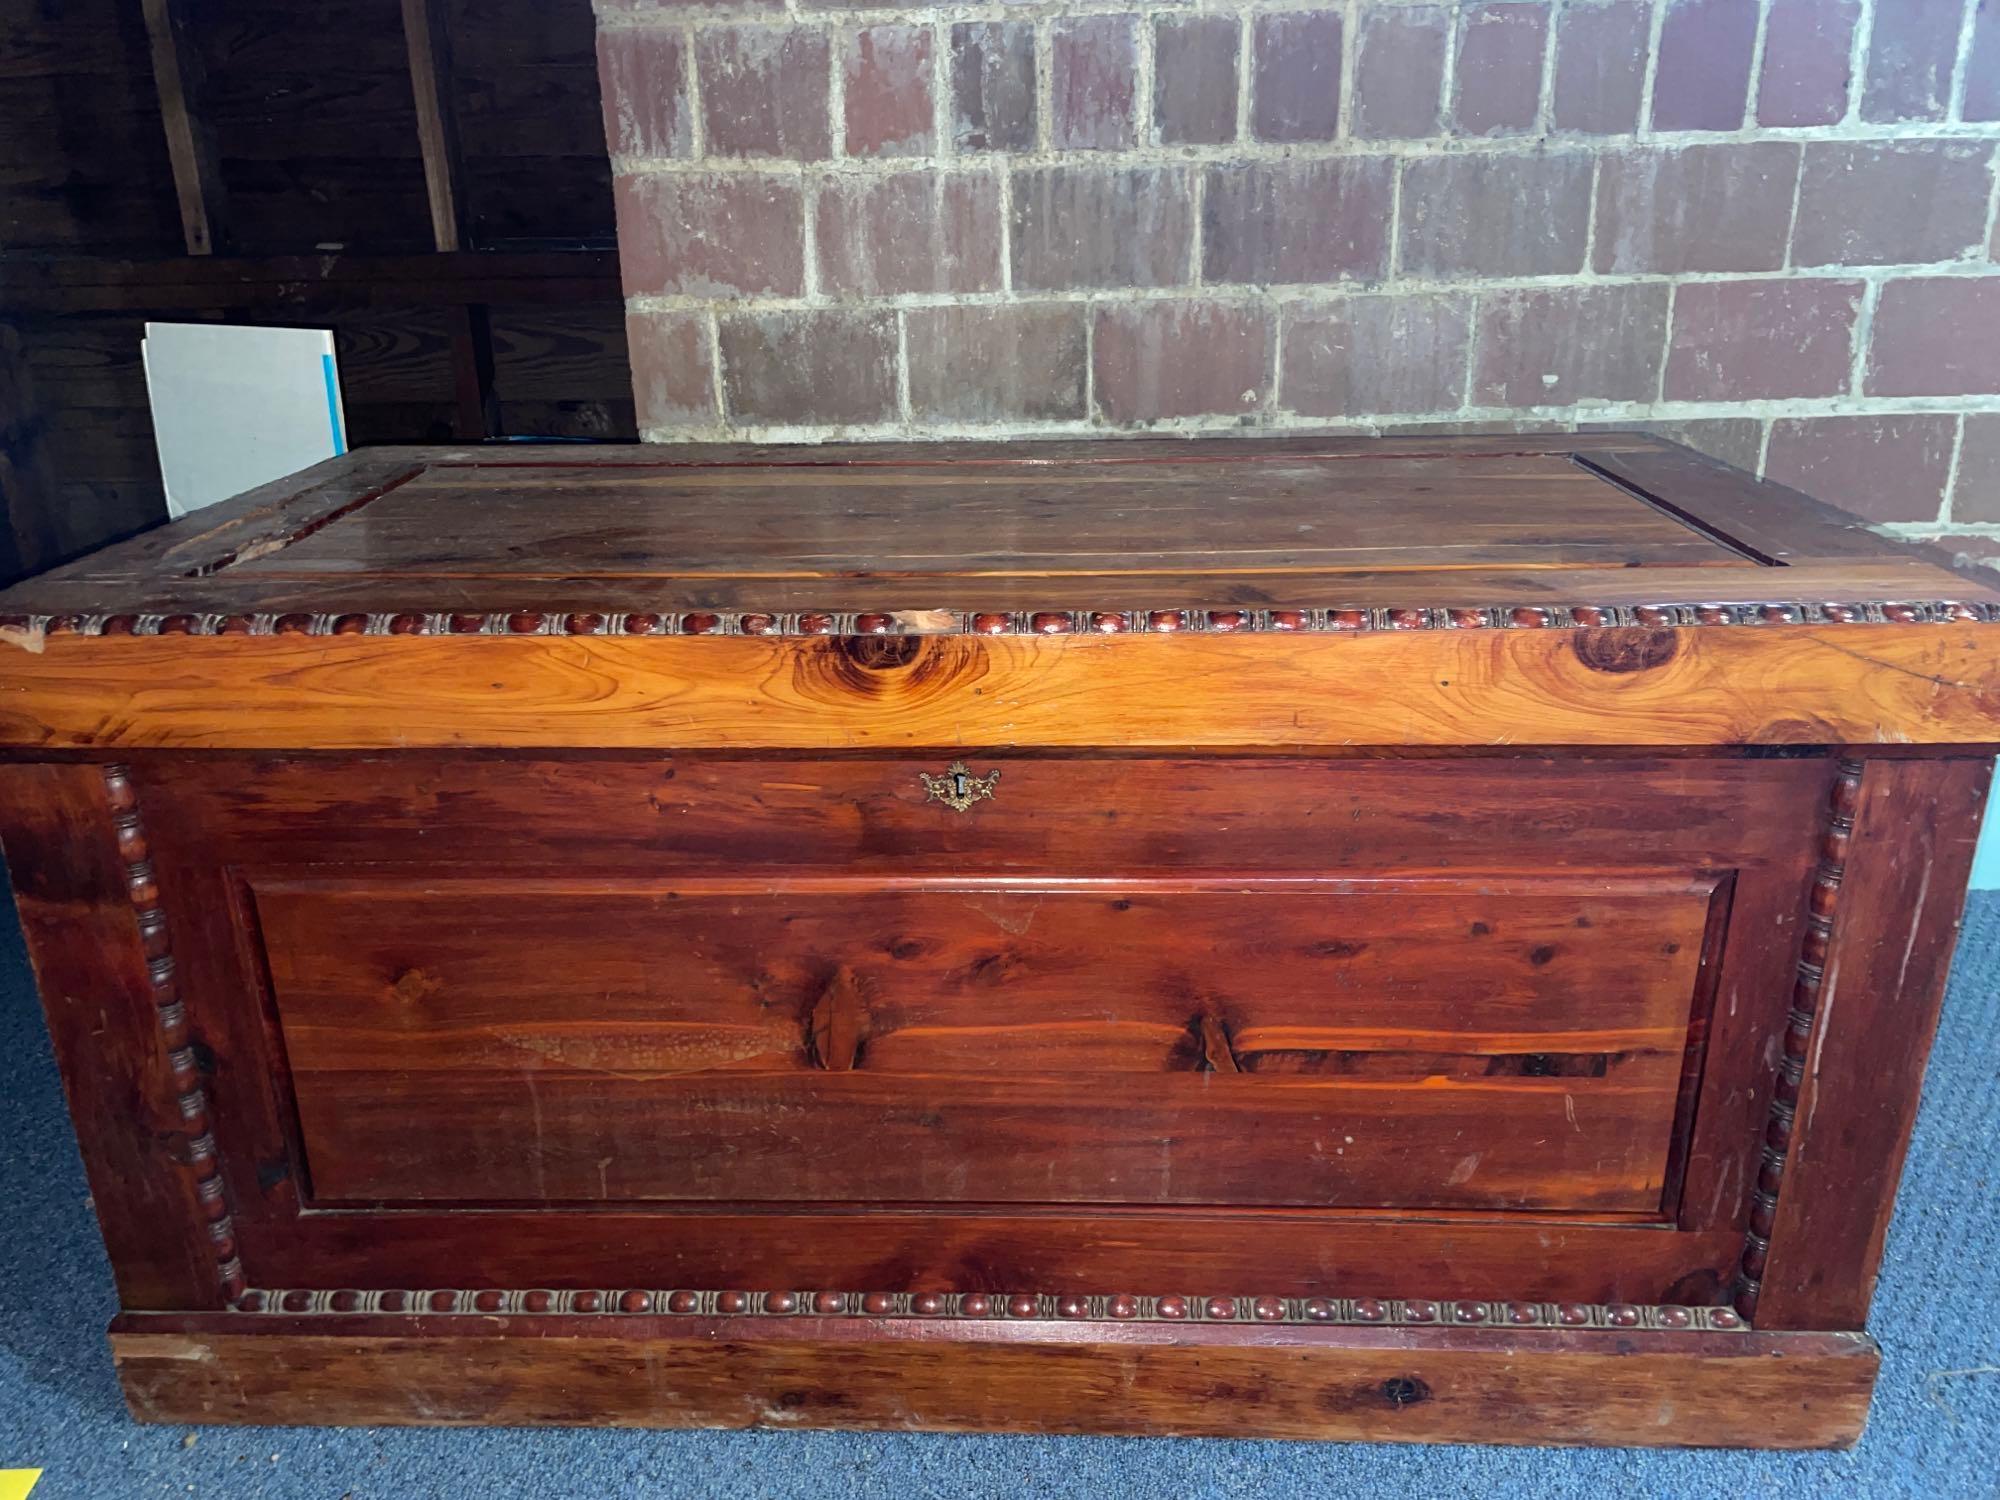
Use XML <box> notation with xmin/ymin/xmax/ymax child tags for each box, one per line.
<box><xmin>4</xmin><ymin>599</ymin><xmax>1998</xmax><ymax>639</ymax></box>
<box><xmin>234</xmin><ymin>1288</ymin><xmax>1745</xmax><ymax>1332</ymax></box>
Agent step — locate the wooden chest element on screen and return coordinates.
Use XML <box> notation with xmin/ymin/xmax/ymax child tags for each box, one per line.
<box><xmin>2</xmin><ymin>432</ymin><xmax>1994</xmax><ymax>1447</ymax></box>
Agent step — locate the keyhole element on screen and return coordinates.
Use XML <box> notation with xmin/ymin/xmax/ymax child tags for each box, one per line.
<box><xmin>952</xmin><ymin>770</ymin><xmax>970</xmax><ymax>799</ymax></box>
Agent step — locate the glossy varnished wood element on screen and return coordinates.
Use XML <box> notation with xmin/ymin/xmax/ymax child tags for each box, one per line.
<box><xmin>1</xmin><ymin>433</ymin><xmax>1991</xmax><ymax>1445</ymax></box>
<box><xmin>0</xmin><ymin>764</ymin><xmax>230</xmax><ymax>1309</ymax></box>
<box><xmin>1753</xmin><ymin>757</ymin><xmax>1990</xmax><ymax>1328</ymax></box>
<box><xmin>116</xmin><ymin>753</ymin><xmax>1811</xmax><ymax>1310</ymax></box>
<box><xmin>1</xmin><ymin>433</ymin><xmax>1991</xmax><ymax>623</ymax></box>
<box><xmin>7</xmin><ymin>625</ymin><xmax>2000</xmax><ymax>751</ymax></box>
<box><xmin>258</xmin><ymin>875</ymin><xmax>1714</xmax><ymax>1211</ymax></box>
<box><xmin>110</xmin><ymin>1315</ymin><xmax>1880</xmax><ymax>1448</ymax></box>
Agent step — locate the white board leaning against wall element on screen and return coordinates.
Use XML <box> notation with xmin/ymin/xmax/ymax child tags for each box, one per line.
<box><xmin>143</xmin><ymin>322</ymin><xmax>348</xmax><ymax>519</ymax></box>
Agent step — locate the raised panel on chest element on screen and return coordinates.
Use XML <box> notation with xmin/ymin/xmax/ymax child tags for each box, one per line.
<box><xmin>254</xmin><ymin>876</ymin><xmax>1719</xmax><ymax>1213</ymax></box>
<box><xmin>132</xmin><ymin>754</ymin><xmax>1828</xmax><ymax>1302</ymax></box>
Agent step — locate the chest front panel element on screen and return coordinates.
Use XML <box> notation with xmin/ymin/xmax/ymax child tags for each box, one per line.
<box><xmin>133</xmin><ymin>751</ymin><xmax>1823</xmax><ymax>1303</ymax></box>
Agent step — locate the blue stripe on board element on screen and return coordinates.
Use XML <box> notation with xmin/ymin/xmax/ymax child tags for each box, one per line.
<box><xmin>322</xmin><ymin>352</ymin><xmax>346</xmax><ymax>457</ymax></box>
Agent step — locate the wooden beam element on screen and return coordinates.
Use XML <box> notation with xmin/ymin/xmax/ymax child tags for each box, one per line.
<box><xmin>0</xmin><ymin>323</ymin><xmax>65</xmax><ymax>583</ymax></box>
<box><xmin>140</xmin><ymin>0</ymin><xmax>229</xmax><ymax>257</ymax></box>
<box><xmin>449</xmin><ymin>303</ymin><xmax>499</xmax><ymax>441</ymax></box>
<box><xmin>402</xmin><ymin>0</ymin><xmax>469</xmax><ymax>253</ymax></box>
<box><xmin>0</xmin><ymin>253</ymin><xmax>623</xmax><ymax>317</ymax></box>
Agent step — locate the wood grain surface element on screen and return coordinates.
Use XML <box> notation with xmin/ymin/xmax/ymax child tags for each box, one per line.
<box><xmin>4</xmin><ymin>434</ymin><xmax>1984</xmax><ymax>1445</ymax></box>
<box><xmin>1</xmin><ymin>434</ymin><xmax>1990</xmax><ymax>622</ymax></box>
<box><xmin>0</xmin><ymin>764</ymin><xmax>231</xmax><ymax>1309</ymax></box>
<box><xmin>5</xmin><ymin>625</ymin><xmax>2000</xmax><ymax>750</ymax></box>
<box><xmin>108</xmin><ymin>752</ymin><xmax>1811</xmax><ymax>1308</ymax></box>
<box><xmin>1754</xmin><ymin>756</ymin><xmax>1991</xmax><ymax>1329</ymax></box>
<box><xmin>110</xmin><ymin>1316</ymin><xmax>1880</xmax><ymax>1447</ymax></box>
<box><xmin>224</xmin><ymin>454</ymin><xmax>1759</xmax><ymax>578</ymax></box>
<box><xmin>258</xmin><ymin>875</ymin><xmax>1711</xmax><ymax>1211</ymax></box>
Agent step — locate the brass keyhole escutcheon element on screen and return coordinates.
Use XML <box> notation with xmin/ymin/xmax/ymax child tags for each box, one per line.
<box><xmin>918</xmin><ymin>760</ymin><xmax>1000</xmax><ymax>813</ymax></box>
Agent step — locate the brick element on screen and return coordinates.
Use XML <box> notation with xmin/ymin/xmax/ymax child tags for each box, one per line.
<box><xmin>1153</xmin><ymin>15</ymin><xmax>1239</xmax><ymax>145</ymax></box>
<box><xmin>1399</xmin><ymin>151</ymin><xmax>1592</xmax><ymax>277</ymax></box>
<box><xmin>1953</xmin><ymin>416</ymin><xmax>2000</xmax><ymax>523</ymax></box>
<box><xmin>905</xmin><ymin>305</ymin><xmax>1088</xmax><ymax>424</ymax></box>
<box><xmin>1010</xmin><ymin>166</ymin><xmax>1194</xmax><ymax>290</ymax></box>
<box><xmin>1202</xmin><ymin>158</ymin><xmax>1393</xmax><ymax>287</ymax></box>
<box><xmin>1867</xmin><ymin>278</ymin><xmax>2000</xmax><ymax>397</ymax></box>
<box><xmin>717</xmin><ymin>310</ymin><xmax>897</xmax><ymax>427</ymax></box>
<box><xmin>1651</xmin><ymin>0</ymin><xmax>1759</xmax><ymax>131</ymax></box>
<box><xmin>814</xmin><ymin>171</ymin><xmax>1002</xmax><ymax>298</ymax></box>
<box><xmin>613</xmin><ymin>173</ymin><xmax>803</xmax><ymax>296</ymax></box>
<box><xmin>1093</xmin><ymin>301</ymin><xmax>1273</xmax><ymax>423</ymax></box>
<box><xmin>603</xmin><ymin>0</ymin><xmax>780</xmax><ymax>9</ymax></box>
<box><xmin>625</xmin><ymin>309</ymin><xmax>714</xmax><ymax>432</ymax></box>
<box><xmin>1970</xmin><ymin>3</ymin><xmax>2000</xmax><ymax>122</ymax></box>
<box><xmin>1551</xmin><ymin>0</ymin><xmax>1648</xmax><ymax>134</ymax></box>
<box><xmin>596</xmin><ymin>27</ymin><xmax>691</xmax><ymax>158</ymax></box>
<box><xmin>696</xmin><ymin>26</ymin><xmax>830</xmax><ymax>161</ymax></box>
<box><xmin>1251</xmin><ymin>11</ymin><xmax>1343</xmax><ymax>142</ymax></box>
<box><xmin>1052</xmin><ymin>15</ymin><xmax>1138</xmax><ymax>151</ymax></box>
<box><xmin>1352</xmin><ymin>6</ymin><xmax>1447</xmax><ymax>140</ymax></box>
<box><xmin>1452</xmin><ymin>3</ymin><xmax>1549</xmax><ymax>136</ymax></box>
<box><xmin>1664</xmin><ymin>279</ymin><xmax>1863</xmax><ymax>402</ymax></box>
<box><xmin>1580</xmin><ymin>418</ymin><xmax>1767</xmax><ymax>475</ymax></box>
<box><xmin>1281</xmin><ymin>293</ymin><xmax>1470</xmax><ymax>419</ymax></box>
<box><xmin>843</xmin><ymin>25</ymin><xmax>932</xmax><ymax>157</ymax></box>
<box><xmin>1861</xmin><ymin>0</ymin><xmax>1963</xmax><ymax>123</ymax></box>
<box><xmin>1757</xmin><ymin>0</ymin><xmax>1859</xmax><ymax>127</ymax></box>
<box><xmin>1765</xmin><ymin>415</ymin><xmax>1957</xmax><ymax>524</ymax></box>
<box><xmin>1472</xmin><ymin>284</ymin><xmax>1670</xmax><ymax>408</ymax></box>
<box><xmin>951</xmin><ymin>21</ymin><xmax>1035</xmax><ymax>152</ymax></box>
<box><xmin>1792</xmin><ymin>141</ymin><xmax>1994</xmax><ymax>268</ymax></box>
<box><xmin>1593</xmin><ymin>143</ymin><xmax>1798</xmax><ymax>275</ymax></box>
<box><xmin>1382</xmin><ymin>419</ymin><xmax>1574</xmax><ymax>441</ymax></box>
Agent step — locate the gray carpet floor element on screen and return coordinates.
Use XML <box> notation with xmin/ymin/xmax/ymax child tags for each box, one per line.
<box><xmin>0</xmin><ymin>866</ymin><xmax>1994</xmax><ymax>1496</ymax></box>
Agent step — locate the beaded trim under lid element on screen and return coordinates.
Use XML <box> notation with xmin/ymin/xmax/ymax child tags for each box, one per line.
<box><xmin>5</xmin><ymin>599</ymin><xmax>1998</xmax><ymax>640</ymax></box>
<box><xmin>234</xmin><ymin>1288</ymin><xmax>1745</xmax><ymax>1332</ymax></box>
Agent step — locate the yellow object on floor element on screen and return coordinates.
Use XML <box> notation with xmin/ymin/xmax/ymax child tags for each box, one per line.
<box><xmin>0</xmin><ymin>1472</ymin><xmax>39</xmax><ymax>1499</ymax></box>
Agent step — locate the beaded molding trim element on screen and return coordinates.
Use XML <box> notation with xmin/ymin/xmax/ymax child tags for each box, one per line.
<box><xmin>233</xmin><ymin>1288</ymin><xmax>1745</xmax><ymax>1332</ymax></box>
<box><xmin>6</xmin><ymin>599</ymin><xmax>1998</xmax><ymax>640</ymax></box>
<box><xmin>1732</xmin><ymin>759</ymin><xmax>1865</xmax><ymax>1321</ymax></box>
<box><xmin>102</xmin><ymin>765</ymin><xmax>247</xmax><ymax>1304</ymax></box>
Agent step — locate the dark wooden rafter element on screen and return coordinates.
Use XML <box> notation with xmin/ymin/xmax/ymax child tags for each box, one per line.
<box><xmin>449</xmin><ymin>303</ymin><xmax>500</xmax><ymax>442</ymax></box>
<box><xmin>398</xmin><ymin>0</ymin><xmax>495</xmax><ymax>439</ymax></box>
<box><xmin>0</xmin><ymin>322</ymin><xmax>62</xmax><ymax>580</ymax></box>
<box><xmin>401</xmin><ymin>0</ymin><xmax>470</xmax><ymax>255</ymax></box>
<box><xmin>139</xmin><ymin>0</ymin><xmax>229</xmax><ymax>257</ymax></box>
<box><xmin>0</xmin><ymin>253</ymin><xmax>623</xmax><ymax>317</ymax></box>
<box><xmin>0</xmin><ymin>6</ymin><xmax>627</xmax><ymax>588</ymax></box>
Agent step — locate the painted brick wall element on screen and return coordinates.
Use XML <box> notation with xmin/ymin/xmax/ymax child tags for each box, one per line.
<box><xmin>596</xmin><ymin>0</ymin><xmax>2000</xmax><ymax>558</ymax></box>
